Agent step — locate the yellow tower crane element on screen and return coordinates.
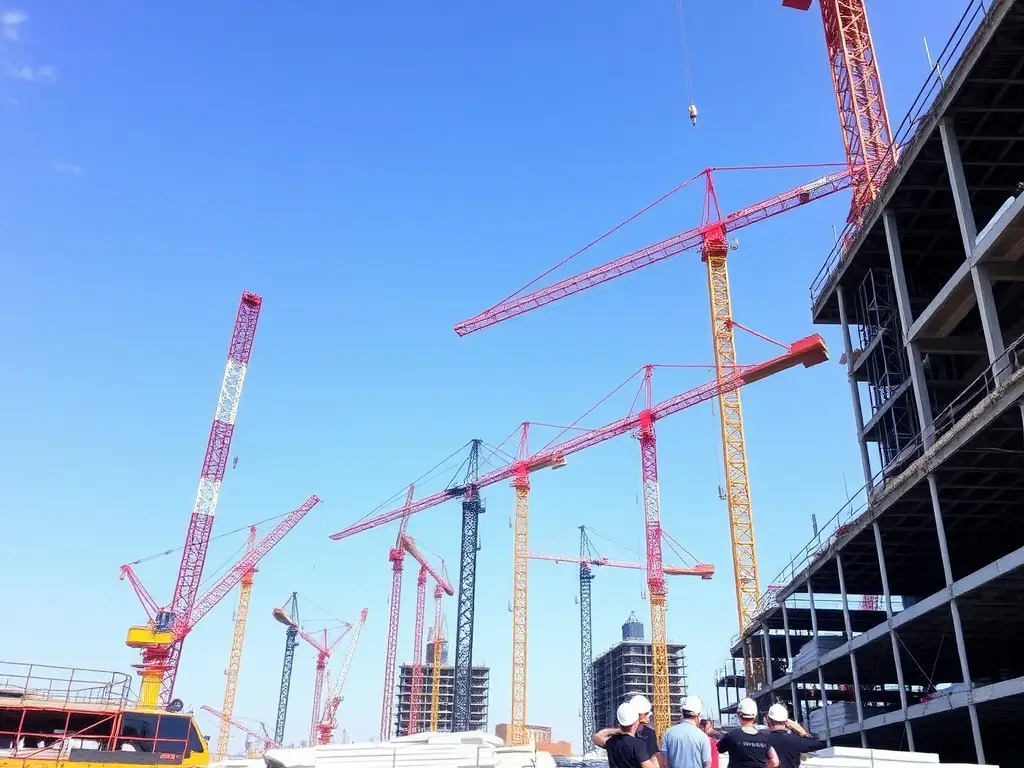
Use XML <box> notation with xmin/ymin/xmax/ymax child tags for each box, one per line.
<box><xmin>215</xmin><ymin>526</ymin><xmax>257</xmax><ymax>762</ymax></box>
<box><xmin>428</xmin><ymin>598</ymin><xmax>446</xmax><ymax>731</ymax></box>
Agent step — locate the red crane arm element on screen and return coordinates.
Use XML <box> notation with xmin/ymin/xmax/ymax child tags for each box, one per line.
<box><xmin>401</xmin><ymin>535</ymin><xmax>455</xmax><ymax>595</ymax></box>
<box><xmin>186</xmin><ymin>495</ymin><xmax>321</xmax><ymax>629</ymax></box>
<box><xmin>453</xmin><ymin>168</ymin><xmax>852</xmax><ymax>336</ymax></box>
<box><xmin>200</xmin><ymin>705</ymin><xmax>281</xmax><ymax>750</ymax></box>
<box><xmin>529</xmin><ymin>553</ymin><xmax>714</xmax><ymax>577</ymax></box>
<box><xmin>330</xmin><ymin>334</ymin><xmax>827</xmax><ymax>541</ymax></box>
<box><xmin>118</xmin><ymin>565</ymin><xmax>160</xmax><ymax>620</ymax></box>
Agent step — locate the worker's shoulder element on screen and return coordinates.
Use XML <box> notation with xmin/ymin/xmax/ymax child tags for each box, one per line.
<box><xmin>663</xmin><ymin>722</ymin><xmax>707</xmax><ymax>743</ymax></box>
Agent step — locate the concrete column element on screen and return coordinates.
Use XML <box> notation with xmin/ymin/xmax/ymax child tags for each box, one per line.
<box><xmin>883</xmin><ymin>210</ymin><xmax>936</xmax><ymax>446</ymax></box>
<box><xmin>872</xmin><ymin>522</ymin><xmax>894</xmax><ymax>618</ymax></box>
<box><xmin>836</xmin><ymin>553</ymin><xmax>866</xmax><ymax>743</ymax></box>
<box><xmin>762</xmin><ymin>625</ymin><xmax>774</xmax><ymax>689</ymax></box>
<box><xmin>939</xmin><ymin>117</ymin><xmax>1008</xmax><ymax>382</ymax></box>
<box><xmin>782</xmin><ymin>603</ymin><xmax>801</xmax><ymax>723</ymax></box>
<box><xmin>807</xmin><ymin>578</ymin><xmax>830</xmax><ymax>741</ymax></box>
<box><xmin>781</xmin><ymin>604</ymin><xmax>795</xmax><ymax>668</ymax></box>
<box><xmin>837</xmin><ymin>285</ymin><xmax>875</xmax><ymax>486</ymax></box>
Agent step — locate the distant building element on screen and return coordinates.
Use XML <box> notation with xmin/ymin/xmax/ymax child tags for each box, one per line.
<box><xmin>591</xmin><ymin>613</ymin><xmax>687</xmax><ymax>730</ymax></box>
<box><xmin>495</xmin><ymin>723</ymin><xmax>551</xmax><ymax>745</ymax></box>
<box><xmin>394</xmin><ymin>638</ymin><xmax>489</xmax><ymax>736</ymax></box>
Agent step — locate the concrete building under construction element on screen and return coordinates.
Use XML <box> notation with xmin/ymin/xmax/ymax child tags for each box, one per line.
<box><xmin>394</xmin><ymin>638</ymin><xmax>490</xmax><ymax>736</ymax></box>
<box><xmin>592</xmin><ymin>613</ymin><xmax>687</xmax><ymax>730</ymax></box>
<box><xmin>715</xmin><ymin>1</ymin><xmax>1024</xmax><ymax>765</ymax></box>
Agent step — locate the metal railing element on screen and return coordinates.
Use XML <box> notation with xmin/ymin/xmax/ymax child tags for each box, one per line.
<box><xmin>809</xmin><ymin>0</ymin><xmax>993</xmax><ymax>306</ymax></box>
<box><xmin>0</xmin><ymin>661</ymin><xmax>132</xmax><ymax>708</ymax></box>
<box><xmin>752</xmin><ymin>331</ymin><xmax>1024</xmax><ymax>621</ymax></box>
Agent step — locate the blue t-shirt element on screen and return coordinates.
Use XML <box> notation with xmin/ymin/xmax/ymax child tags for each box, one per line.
<box><xmin>661</xmin><ymin>721</ymin><xmax>712</xmax><ymax>768</ymax></box>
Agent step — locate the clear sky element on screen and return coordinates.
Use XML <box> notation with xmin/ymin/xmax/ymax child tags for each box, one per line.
<box><xmin>1</xmin><ymin>0</ymin><xmax>973</xmax><ymax>755</ymax></box>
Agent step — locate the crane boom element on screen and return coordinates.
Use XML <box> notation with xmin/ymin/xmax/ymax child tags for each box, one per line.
<box><xmin>453</xmin><ymin>169</ymin><xmax>851</xmax><ymax>336</ymax></box>
<box><xmin>330</xmin><ymin>334</ymin><xmax>827</xmax><ymax>541</ymax></box>
<box><xmin>783</xmin><ymin>0</ymin><xmax>895</xmax><ymax>219</ymax></box>
<box><xmin>201</xmin><ymin>705</ymin><xmax>280</xmax><ymax>754</ymax></box>
<box><xmin>165</xmin><ymin>292</ymin><xmax>262</xmax><ymax>704</ymax></box>
<box><xmin>317</xmin><ymin>608</ymin><xmax>368</xmax><ymax>744</ymax></box>
<box><xmin>528</xmin><ymin>553</ymin><xmax>714</xmax><ymax>577</ymax></box>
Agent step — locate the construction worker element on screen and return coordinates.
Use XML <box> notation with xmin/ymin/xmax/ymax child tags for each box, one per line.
<box><xmin>593</xmin><ymin>702</ymin><xmax>660</xmax><ymax>768</ymax></box>
<box><xmin>628</xmin><ymin>694</ymin><xmax>658</xmax><ymax>760</ymax></box>
<box><xmin>715</xmin><ymin>698</ymin><xmax>779</xmax><ymax>768</ymax></box>
<box><xmin>660</xmin><ymin>695</ymin><xmax>712</xmax><ymax>768</ymax></box>
<box><xmin>699</xmin><ymin>719</ymin><xmax>721</xmax><ymax>768</ymax></box>
<box><xmin>764</xmin><ymin>703</ymin><xmax>826</xmax><ymax>768</ymax></box>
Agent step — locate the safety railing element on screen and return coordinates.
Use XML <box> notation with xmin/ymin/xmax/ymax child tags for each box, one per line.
<box><xmin>808</xmin><ymin>0</ymin><xmax>993</xmax><ymax>307</ymax></box>
<box><xmin>0</xmin><ymin>661</ymin><xmax>132</xmax><ymax>708</ymax></box>
<box><xmin>752</xmin><ymin>331</ymin><xmax>1024</xmax><ymax>622</ymax></box>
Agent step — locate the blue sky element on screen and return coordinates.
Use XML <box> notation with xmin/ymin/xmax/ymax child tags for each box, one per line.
<box><xmin>0</xmin><ymin>0</ymin><xmax>972</xmax><ymax>755</ymax></box>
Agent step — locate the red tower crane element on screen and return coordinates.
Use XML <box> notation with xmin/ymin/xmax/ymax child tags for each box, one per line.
<box><xmin>401</xmin><ymin>537</ymin><xmax>453</xmax><ymax>737</ymax></box>
<box><xmin>120</xmin><ymin>292</ymin><xmax>262</xmax><ymax>708</ymax></box>
<box><xmin>201</xmin><ymin>705</ymin><xmax>281</xmax><ymax>756</ymax></box>
<box><xmin>782</xmin><ymin>0</ymin><xmax>896</xmax><ymax>221</ymax></box>
<box><xmin>332</xmin><ymin>332</ymin><xmax>828</xmax><ymax>741</ymax></box>
<box><xmin>316</xmin><ymin>608</ymin><xmax>369</xmax><ymax>745</ymax></box>
<box><xmin>380</xmin><ymin>486</ymin><xmax>416</xmax><ymax>742</ymax></box>
<box><xmin>122</xmin><ymin>495</ymin><xmax>322</xmax><ymax>710</ymax></box>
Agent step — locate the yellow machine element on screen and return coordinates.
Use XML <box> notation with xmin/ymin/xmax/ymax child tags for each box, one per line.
<box><xmin>0</xmin><ymin>661</ymin><xmax>210</xmax><ymax>768</ymax></box>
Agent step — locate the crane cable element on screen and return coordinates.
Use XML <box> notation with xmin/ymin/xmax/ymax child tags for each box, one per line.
<box><xmin>673</xmin><ymin>0</ymin><xmax>697</xmax><ymax>123</ymax></box>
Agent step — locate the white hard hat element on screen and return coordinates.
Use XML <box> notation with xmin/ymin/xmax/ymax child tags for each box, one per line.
<box><xmin>767</xmin><ymin>703</ymin><xmax>789</xmax><ymax>722</ymax></box>
<box><xmin>629</xmin><ymin>695</ymin><xmax>652</xmax><ymax>715</ymax></box>
<box><xmin>737</xmin><ymin>698</ymin><xmax>758</xmax><ymax>718</ymax></box>
<box><xmin>617</xmin><ymin>702</ymin><xmax>640</xmax><ymax>727</ymax></box>
<box><xmin>682</xmin><ymin>695</ymin><xmax>703</xmax><ymax>716</ymax></box>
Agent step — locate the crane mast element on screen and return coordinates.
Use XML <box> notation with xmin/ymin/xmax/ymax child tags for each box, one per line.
<box><xmin>215</xmin><ymin>527</ymin><xmax>257</xmax><ymax>762</ymax></box>
<box><xmin>453</xmin><ymin>440</ymin><xmax>483</xmax><ymax>732</ymax></box>
<box><xmin>163</xmin><ymin>292</ymin><xmax>262</xmax><ymax>705</ymax></box>
<box><xmin>272</xmin><ymin>593</ymin><xmax>300</xmax><ymax>745</ymax></box>
<box><xmin>429</xmin><ymin>592</ymin><xmax>444</xmax><ymax>732</ymax></box>
<box><xmin>408</xmin><ymin>566</ymin><xmax>429</xmax><ymax>734</ymax></box>
<box><xmin>508</xmin><ymin>428</ymin><xmax>531</xmax><ymax>746</ymax></box>
<box><xmin>381</xmin><ymin>486</ymin><xmax>415</xmax><ymax>742</ymax></box>
<box><xmin>578</xmin><ymin>528</ymin><xmax>595</xmax><ymax>754</ymax></box>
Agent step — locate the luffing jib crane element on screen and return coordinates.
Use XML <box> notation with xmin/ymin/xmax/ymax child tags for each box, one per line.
<box><xmin>332</xmin><ymin>333</ymin><xmax>828</xmax><ymax>742</ymax></box>
<box><xmin>335</xmin><ymin>441</ymin><xmax>485</xmax><ymax>736</ymax></box>
<box><xmin>316</xmin><ymin>608</ymin><xmax>369</xmax><ymax>745</ymax></box>
<box><xmin>121</xmin><ymin>292</ymin><xmax>262</xmax><ymax>708</ymax></box>
<box><xmin>215</xmin><ymin>526</ymin><xmax>258</xmax><ymax>762</ymax></box>
<box><xmin>272</xmin><ymin>592</ymin><xmax>300</xmax><ymax>745</ymax></box>
<box><xmin>122</xmin><ymin>495</ymin><xmax>321</xmax><ymax>710</ymax></box>
<box><xmin>531</xmin><ymin>525</ymin><xmax>715</xmax><ymax>751</ymax></box>
<box><xmin>782</xmin><ymin>0</ymin><xmax>895</xmax><ymax>222</ymax></box>
<box><xmin>402</xmin><ymin>537</ymin><xmax>453</xmax><ymax>736</ymax></box>
<box><xmin>453</xmin><ymin>168</ymin><xmax>848</xmax><ymax>694</ymax></box>
<box><xmin>201</xmin><ymin>704</ymin><xmax>280</xmax><ymax>757</ymax></box>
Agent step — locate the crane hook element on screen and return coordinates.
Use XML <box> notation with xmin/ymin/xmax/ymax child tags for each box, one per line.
<box><xmin>688</xmin><ymin>104</ymin><xmax>698</xmax><ymax>127</ymax></box>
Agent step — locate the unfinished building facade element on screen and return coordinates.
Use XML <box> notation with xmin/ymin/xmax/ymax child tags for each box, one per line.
<box><xmin>718</xmin><ymin>1</ymin><xmax>1024</xmax><ymax>764</ymax></box>
<box><xmin>592</xmin><ymin>614</ymin><xmax>687</xmax><ymax>731</ymax></box>
<box><xmin>393</xmin><ymin>640</ymin><xmax>489</xmax><ymax>737</ymax></box>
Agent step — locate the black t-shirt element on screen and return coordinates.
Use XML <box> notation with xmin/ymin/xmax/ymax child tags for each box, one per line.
<box><xmin>605</xmin><ymin>733</ymin><xmax>651</xmax><ymax>768</ymax></box>
<box><xmin>766</xmin><ymin>730</ymin><xmax>827</xmax><ymax>768</ymax></box>
<box><xmin>637</xmin><ymin>724</ymin><xmax>659</xmax><ymax>756</ymax></box>
<box><xmin>717</xmin><ymin>728</ymin><xmax>773</xmax><ymax>768</ymax></box>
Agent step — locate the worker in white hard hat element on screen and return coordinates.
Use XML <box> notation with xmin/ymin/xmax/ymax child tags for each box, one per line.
<box><xmin>715</xmin><ymin>698</ymin><xmax>779</xmax><ymax>768</ymax></box>
<box><xmin>593</xmin><ymin>702</ymin><xmax>660</xmax><ymax>768</ymax></box>
<box><xmin>628</xmin><ymin>695</ymin><xmax>658</xmax><ymax>760</ymax></box>
<box><xmin>660</xmin><ymin>695</ymin><xmax>712</xmax><ymax>768</ymax></box>
<box><xmin>764</xmin><ymin>703</ymin><xmax>826</xmax><ymax>768</ymax></box>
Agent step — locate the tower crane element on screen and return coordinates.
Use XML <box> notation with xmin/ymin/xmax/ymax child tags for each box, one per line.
<box><xmin>453</xmin><ymin>168</ymin><xmax>849</xmax><ymax>694</ymax></box>
<box><xmin>122</xmin><ymin>292</ymin><xmax>262</xmax><ymax>708</ymax></box>
<box><xmin>316</xmin><ymin>608</ymin><xmax>369</xmax><ymax>745</ymax></box>
<box><xmin>402</xmin><ymin>538</ymin><xmax>453</xmax><ymax>736</ymax></box>
<box><xmin>272</xmin><ymin>592</ymin><xmax>300</xmax><ymax>745</ymax></box>
<box><xmin>121</xmin><ymin>495</ymin><xmax>321</xmax><ymax>709</ymax></box>
<box><xmin>215</xmin><ymin>526</ymin><xmax>257</xmax><ymax>762</ymax></box>
<box><xmin>332</xmin><ymin>332</ymin><xmax>828</xmax><ymax>743</ymax></box>
<box><xmin>782</xmin><ymin>0</ymin><xmax>895</xmax><ymax>222</ymax></box>
<box><xmin>380</xmin><ymin>486</ymin><xmax>416</xmax><ymax>741</ymax></box>
<box><xmin>530</xmin><ymin>525</ymin><xmax>715</xmax><ymax>751</ymax></box>
<box><xmin>201</xmin><ymin>705</ymin><xmax>280</xmax><ymax>757</ymax></box>
<box><xmin>429</xmin><ymin>594</ymin><xmax>447</xmax><ymax>732</ymax></box>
